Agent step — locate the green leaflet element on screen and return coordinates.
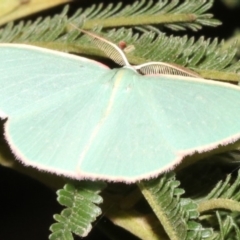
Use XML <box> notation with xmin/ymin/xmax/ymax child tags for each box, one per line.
<box><xmin>49</xmin><ymin>181</ymin><xmax>106</xmax><ymax>239</ymax></box>
<box><xmin>196</xmin><ymin>170</ymin><xmax>240</xmax><ymax>239</ymax></box>
<box><xmin>79</xmin><ymin>0</ymin><xmax>221</xmax><ymax>31</ymax></box>
<box><xmin>138</xmin><ymin>173</ymin><xmax>213</xmax><ymax>240</ymax></box>
<box><xmin>198</xmin><ymin>170</ymin><xmax>240</xmax><ymax>213</ymax></box>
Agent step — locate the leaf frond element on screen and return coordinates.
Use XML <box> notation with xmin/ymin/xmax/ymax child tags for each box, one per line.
<box><xmin>203</xmin><ymin>170</ymin><xmax>240</xmax><ymax>202</ymax></box>
<box><xmin>194</xmin><ymin>167</ymin><xmax>240</xmax><ymax>240</ymax></box>
<box><xmin>202</xmin><ymin>211</ymin><xmax>240</xmax><ymax>240</ymax></box>
<box><xmin>74</xmin><ymin>0</ymin><xmax>221</xmax><ymax>31</ymax></box>
<box><xmin>138</xmin><ymin>173</ymin><xmax>213</xmax><ymax>240</ymax></box>
<box><xmin>98</xmin><ymin>28</ymin><xmax>240</xmax><ymax>81</ymax></box>
<box><xmin>49</xmin><ymin>181</ymin><xmax>106</xmax><ymax>239</ymax></box>
<box><xmin>0</xmin><ymin>11</ymin><xmax>238</xmax><ymax>82</ymax></box>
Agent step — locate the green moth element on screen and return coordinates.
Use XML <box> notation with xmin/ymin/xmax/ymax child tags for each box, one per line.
<box><xmin>0</xmin><ymin>29</ymin><xmax>240</xmax><ymax>182</ymax></box>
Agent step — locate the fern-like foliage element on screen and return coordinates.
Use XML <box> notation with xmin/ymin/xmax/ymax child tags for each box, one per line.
<box><xmin>103</xmin><ymin>29</ymin><xmax>240</xmax><ymax>81</ymax></box>
<box><xmin>138</xmin><ymin>172</ymin><xmax>213</xmax><ymax>240</ymax></box>
<box><xmin>71</xmin><ymin>0</ymin><xmax>221</xmax><ymax>31</ymax></box>
<box><xmin>49</xmin><ymin>181</ymin><xmax>106</xmax><ymax>240</ymax></box>
<box><xmin>0</xmin><ymin>10</ymin><xmax>239</xmax><ymax>82</ymax></box>
<box><xmin>215</xmin><ymin>212</ymin><xmax>240</xmax><ymax>240</ymax></box>
<box><xmin>192</xmin><ymin>168</ymin><xmax>240</xmax><ymax>240</ymax></box>
<box><xmin>196</xmin><ymin>169</ymin><xmax>240</xmax><ymax>218</ymax></box>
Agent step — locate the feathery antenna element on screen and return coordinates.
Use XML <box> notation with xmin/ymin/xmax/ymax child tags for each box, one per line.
<box><xmin>69</xmin><ymin>23</ymin><xmax>200</xmax><ymax>78</ymax></box>
<box><xmin>135</xmin><ymin>62</ymin><xmax>201</xmax><ymax>77</ymax></box>
<box><xmin>70</xmin><ymin>24</ymin><xmax>130</xmax><ymax>67</ymax></box>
